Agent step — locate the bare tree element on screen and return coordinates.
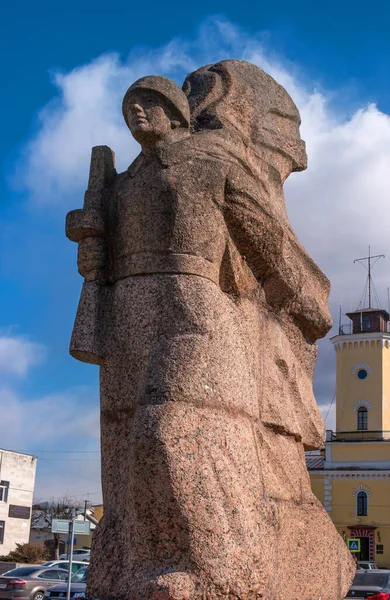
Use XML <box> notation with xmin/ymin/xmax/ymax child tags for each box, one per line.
<box><xmin>32</xmin><ymin>497</ymin><xmax>82</xmax><ymax>559</ymax></box>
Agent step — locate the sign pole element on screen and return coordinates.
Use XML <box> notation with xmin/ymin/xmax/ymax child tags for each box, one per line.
<box><xmin>66</xmin><ymin>525</ymin><xmax>71</xmax><ymax>560</ymax></box>
<box><xmin>66</xmin><ymin>519</ymin><xmax>75</xmax><ymax>600</ymax></box>
<box><xmin>50</xmin><ymin>515</ymin><xmax>91</xmax><ymax>600</ymax></box>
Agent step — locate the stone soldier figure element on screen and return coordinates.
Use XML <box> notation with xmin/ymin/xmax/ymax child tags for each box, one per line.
<box><xmin>67</xmin><ymin>61</ymin><xmax>354</xmax><ymax>600</ymax></box>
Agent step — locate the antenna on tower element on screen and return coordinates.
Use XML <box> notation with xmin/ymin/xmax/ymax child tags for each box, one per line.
<box><xmin>338</xmin><ymin>305</ymin><xmax>342</xmax><ymax>335</ymax></box>
<box><xmin>353</xmin><ymin>246</ymin><xmax>385</xmax><ymax>309</ymax></box>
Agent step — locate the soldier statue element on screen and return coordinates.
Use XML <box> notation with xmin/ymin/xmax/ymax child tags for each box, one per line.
<box><xmin>66</xmin><ymin>60</ymin><xmax>354</xmax><ymax>600</ymax></box>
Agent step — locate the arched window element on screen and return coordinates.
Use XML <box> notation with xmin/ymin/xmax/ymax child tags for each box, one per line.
<box><xmin>357</xmin><ymin>407</ymin><xmax>368</xmax><ymax>430</ymax></box>
<box><xmin>357</xmin><ymin>491</ymin><xmax>368</xmax><ymax>516</ymax></box>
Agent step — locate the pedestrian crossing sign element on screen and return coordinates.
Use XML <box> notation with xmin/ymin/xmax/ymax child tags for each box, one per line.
<box><xmin>347</xmin><ymin>538</ymin><xmax>361</xmax><ymax>552</ymax></box>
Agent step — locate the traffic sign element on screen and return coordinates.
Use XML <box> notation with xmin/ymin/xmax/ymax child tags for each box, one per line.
<box><xmin>347</xmin><ymin>538</ymin><xmax>361</xmax><ymax>552</ymax></box>
<box><xmin>52</xmin><ymin>519</ymin><xmax>91</xmax><ymax>535</ymax></box>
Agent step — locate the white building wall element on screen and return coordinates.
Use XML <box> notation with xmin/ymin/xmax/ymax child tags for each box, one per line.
<box><xmin>0</xmin><ymin>449</ymin><xmax>37</xmax><ymax>554</ymax></box>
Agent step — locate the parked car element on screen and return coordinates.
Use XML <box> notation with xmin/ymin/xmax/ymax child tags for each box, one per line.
<box><xmin>0</xmin><ymin>567</ymin><xmax>69</xmax><ymax>600</ymax></box>
<box><xmin>357</xmin><ymin>561</ymin><xmax>379</xmax><ymax>570</ymax></box>
<box><xmin>59</xmin><ymin>549</ymin><xmax>90</xmax><ymax>562</ymax></box>
<box><xmin>40</xmin><ymin>562</ymin><xmax>86</xmax><ymax>575</ymax></box>
<box><xmin>345</xmin><ymin>569</ymin><xmax>390</xmax><ymax>599</ymax></box>
<box><xmin>44</xmin><ymin>566</ymin><xmax>88</xmax><ymax>600</ymax></box>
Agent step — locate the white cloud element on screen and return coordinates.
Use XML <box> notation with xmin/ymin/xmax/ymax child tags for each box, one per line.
<box><xmin>0</xmin><ymin>386</ymin><xmax>99</xmax><ymax>449</ymax></box>
<box><xmin>15</xmin><ymin>18</ymin><xmax>315</xmax><ymax>205</ymax></box>
<box><xmin>0</xmin><ymin>386</ymin><xmax>99</xmax><ymax>446</ymax></box>
<box><xmin>18</xmin><ymin>42</ymin><xmax>197</xmax><ymax>204</ymax></box>
<box><xmin>0</xmin><ymin>385</ymin><xmax>101</xmax><ymax>502</ymax></box>
<box><xmin>284</xmin><ymin>101</ymin><xmax>390</xmax><ymax>336</ymax></box>
<box><xmin>0</xmin><ymin>334</ymin><xmax>46</xmax><ymax>377</ymax></box>
<box><xmin>15</xmin><ymin>16</ymin><xmax>390</xmax><ymax>428</ymax></box>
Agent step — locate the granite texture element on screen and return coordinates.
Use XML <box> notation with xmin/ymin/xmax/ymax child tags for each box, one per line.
<box><xmin>67</xmin><ymin>60</ymin><xmax>355</xmax><ymax>600</ymax></box>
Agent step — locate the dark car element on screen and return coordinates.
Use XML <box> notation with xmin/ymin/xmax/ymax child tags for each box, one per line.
<box><xmin>345</xmin><ymin>569</ymin><xmax>390</xmax><ymax>599</ymax></box>
<box><xmin>44</xmin><ymin>566</ymin><xmax>88</xmax><ymax>600</ymax></box>
<box><xmin>0</xmin><ymin>567</ymin><xmax>69</xmax><ymax>600</ymax></box>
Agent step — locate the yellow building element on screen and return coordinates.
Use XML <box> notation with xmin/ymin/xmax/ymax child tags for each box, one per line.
<box><xmin>308</xmin><ymin>306</ymin><xmax>390</xmax><ymax>567</ymax></box>
<box><xmin>91</xmin><ymin>504</ymin><xmax>104</xmax><ymax>522</ymax></box>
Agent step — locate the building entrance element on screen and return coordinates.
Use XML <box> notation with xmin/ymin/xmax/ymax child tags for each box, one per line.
<box><xmin>349</xmin><ymin>527</ymin><xmax>376</xmax><ymax>561</ymax></box>
<box><xmin>358</xmin><ymin>537</ymin><xmax>370</xmax><ymax>561</ymax></box>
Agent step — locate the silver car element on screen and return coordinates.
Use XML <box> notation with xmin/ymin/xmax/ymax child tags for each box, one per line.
<box><xmin>0</xmin><ymin>567</ymin><xmax>68</xmax><ymax>600</ymax></box>
<box><xmin>45</xmin><ymin>566</ymin><xmax>88</xmax><ymax>600</ymax></box>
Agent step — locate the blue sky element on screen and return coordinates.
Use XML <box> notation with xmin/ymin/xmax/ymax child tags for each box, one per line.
<box><xmin>1</xmin><ymin>1</ymin><xmax>390</xmax><ymax>502</ymax></box>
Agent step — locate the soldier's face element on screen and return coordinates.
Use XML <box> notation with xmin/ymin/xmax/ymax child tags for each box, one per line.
<box><xmin>127</xmin><ymin>91</ymin><xmax>173</xmax><ymax>143</ymax></box>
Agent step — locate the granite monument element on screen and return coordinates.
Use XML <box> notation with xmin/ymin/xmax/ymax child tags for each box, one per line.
<box><xmin>66</xmin><ymin>60</ymin><xmax>355</xmax><ymax>600</ymax></box>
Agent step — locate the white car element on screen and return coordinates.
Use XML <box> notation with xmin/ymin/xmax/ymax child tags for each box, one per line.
<box><xmin>357</xmin><ymin>561</ymin><xmax>378</xmax><ymax>570</ymax></box>
<box><xmin>59</xmin><ymin>549</ymin><xmax>91</xmax><ymax>562</ymax></box>
<box><xmin>41</xmin><ymin>560</ymin><xmax>87</xmax><ymax>574</ymax></box>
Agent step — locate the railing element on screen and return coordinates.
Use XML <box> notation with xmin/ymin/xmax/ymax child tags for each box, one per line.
<box><xmin>326</xmin><ymin>430</ymin><xmax>390</xmax><ymax>442</ymax></box>
<box><xmin>338</xmin><ymin>324</ymin><xmax>352</xmax><ymax>335</ymax></box>
<box><xmin>338</xmin><ymin>323</ymin><xmax>390</xmax><ymax>335</ymax></box>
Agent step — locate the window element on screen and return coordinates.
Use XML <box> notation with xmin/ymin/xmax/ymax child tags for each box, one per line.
<box><xmin>71</xmin><ymin>568</ymin><xmax>88</xmax><ymax>583</ymax></box>
<box><xmin>0</xmin><ymin>521</ymin><xmax>4</xmax><ymax>544</ymax></box>
<box><xmin>357</xmin><ymin>369</ymin><xmax>368</xmax><ymax>380</ymax></box>
<box><xmin>0</xmin><ymin>481</ymin><xmax>9</xmax><ymax>503</ymax></box>
<box><xmin>56</xmin><ymin>563</ymin><xmax>80</xmax><ymax>574</ymax></box>
<box><xmin>362</xmin><ymin>315</ymin><xmax>371</xmax><ymax>330</ymax></box>
<box><xmin>358</xmin><ymin>407</ymin><xmax>368</xmax><ymax>430</ymax></box>
<box><xmin>357</xmin><ymin>491</ymin><xmax>368</xmax><ymax>516</ymax></box>
<box><xmin>353</xmin><ymin>573</ymin><xmax>388</xmax><ymax>587</ymax></box>
<box><xmin>37</xmin><ymin>569</ymin><xmax>63</xmax><ymax>580</ymax></box>
<box><xmin>71</xmin><ymin>564</ymin><xmax>82</xmax><ymax>574</ymax></box>
<box><xmin>57</xmin><ymin>571</ymin><xmax>68</xmax><ymax>581</ymax></box>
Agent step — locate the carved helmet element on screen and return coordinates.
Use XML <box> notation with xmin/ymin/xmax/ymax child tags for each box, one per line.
<box><xmin>122</xmin><ymin>76</ymin><xmax>191</xmax><ymax>129</ymax></box>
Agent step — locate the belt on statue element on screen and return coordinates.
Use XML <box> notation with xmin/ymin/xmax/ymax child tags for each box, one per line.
<box><xmin>115</xmin><ymin>253</ymin><xmax>220</xmax><ymax>286</ymax></box>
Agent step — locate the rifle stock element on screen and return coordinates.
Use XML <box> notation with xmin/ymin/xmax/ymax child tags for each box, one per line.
<box><xmin>66</xmin><ymin>145</ymin><xmax>116</xmax><ymax>365</ymax></box>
